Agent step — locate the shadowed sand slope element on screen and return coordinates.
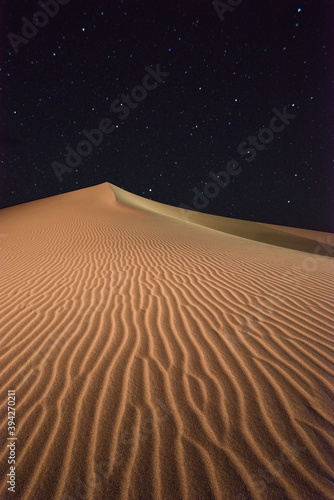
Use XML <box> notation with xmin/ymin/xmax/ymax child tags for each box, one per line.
<box><xmin>0</xmin><ymin>182</ymin><xmax>333</xmax><ymax>500</ymax></box>
<box><xmin>109</xmin><ymin>183</ymin><xmax>334</xmax><ymax>257</ymax></box>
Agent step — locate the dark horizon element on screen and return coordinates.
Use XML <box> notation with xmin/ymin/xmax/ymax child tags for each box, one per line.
<box><xmin>1</xmin><ymin>0</ymin><xmax>333</xmax><ymax>232</ymax></box>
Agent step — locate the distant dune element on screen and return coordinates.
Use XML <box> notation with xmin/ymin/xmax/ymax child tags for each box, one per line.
<box><xmin>0</xmin><ymin>182</ymin><xmax>333</xmax><ymax>500</ymax></box>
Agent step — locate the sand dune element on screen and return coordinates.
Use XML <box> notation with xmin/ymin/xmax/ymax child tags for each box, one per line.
<box><xmin>0</xmin><ymin>182</ymin><xmax>333</xmax><ymax>500</ymax></box>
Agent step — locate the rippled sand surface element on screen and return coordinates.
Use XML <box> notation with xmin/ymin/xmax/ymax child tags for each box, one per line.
<box><xmin>0</xmin><ymin>182</ymin><xmax>333</xmax><ymax>499</ymax></box>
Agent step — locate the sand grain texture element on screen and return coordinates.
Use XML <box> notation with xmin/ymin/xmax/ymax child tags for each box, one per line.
<box><xmin>0</xmin><ymin>182</ymin><xmax>333</xmax><ymax>500</ymax></box>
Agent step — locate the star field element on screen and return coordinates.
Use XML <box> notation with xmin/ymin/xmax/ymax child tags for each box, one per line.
<box><xmin>1</xmin><ymin>0</ymin><xmax>333</xmax><ymax>231</ymax></box>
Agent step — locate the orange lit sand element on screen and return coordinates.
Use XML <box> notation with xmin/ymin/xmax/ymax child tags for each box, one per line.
<box><xmin>0</xmin><ymin>182</ymin><xmax>333</xmax><ymax>499</ymax></box>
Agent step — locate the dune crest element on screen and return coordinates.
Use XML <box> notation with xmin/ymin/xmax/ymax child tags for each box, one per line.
<box><xmin>0</xmin><ymin>182</ymin><xmax>333</xmax><ymax>499</ymax></box>
<box><xmin>108</xmin><ymin>182</ymin><xmax>334</xmax><ymax>256</ymax></box>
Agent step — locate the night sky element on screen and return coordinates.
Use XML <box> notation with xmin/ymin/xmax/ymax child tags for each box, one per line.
<box><xmin>1</xmin><ymin>0</ymin><xmax>333</xmax><ymax>231</ymax></box>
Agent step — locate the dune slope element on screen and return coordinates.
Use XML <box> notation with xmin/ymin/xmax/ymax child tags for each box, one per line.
<box><xmin>0</xmin><ymin>182</ymin><xmax>333</xmax><ymax>500</ymax></box>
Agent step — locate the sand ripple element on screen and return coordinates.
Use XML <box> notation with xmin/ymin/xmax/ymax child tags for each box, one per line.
<box><xmin>0</xmin><ymin>182</ymin><xmax>333</xmax><ymax>499</ymax></box>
